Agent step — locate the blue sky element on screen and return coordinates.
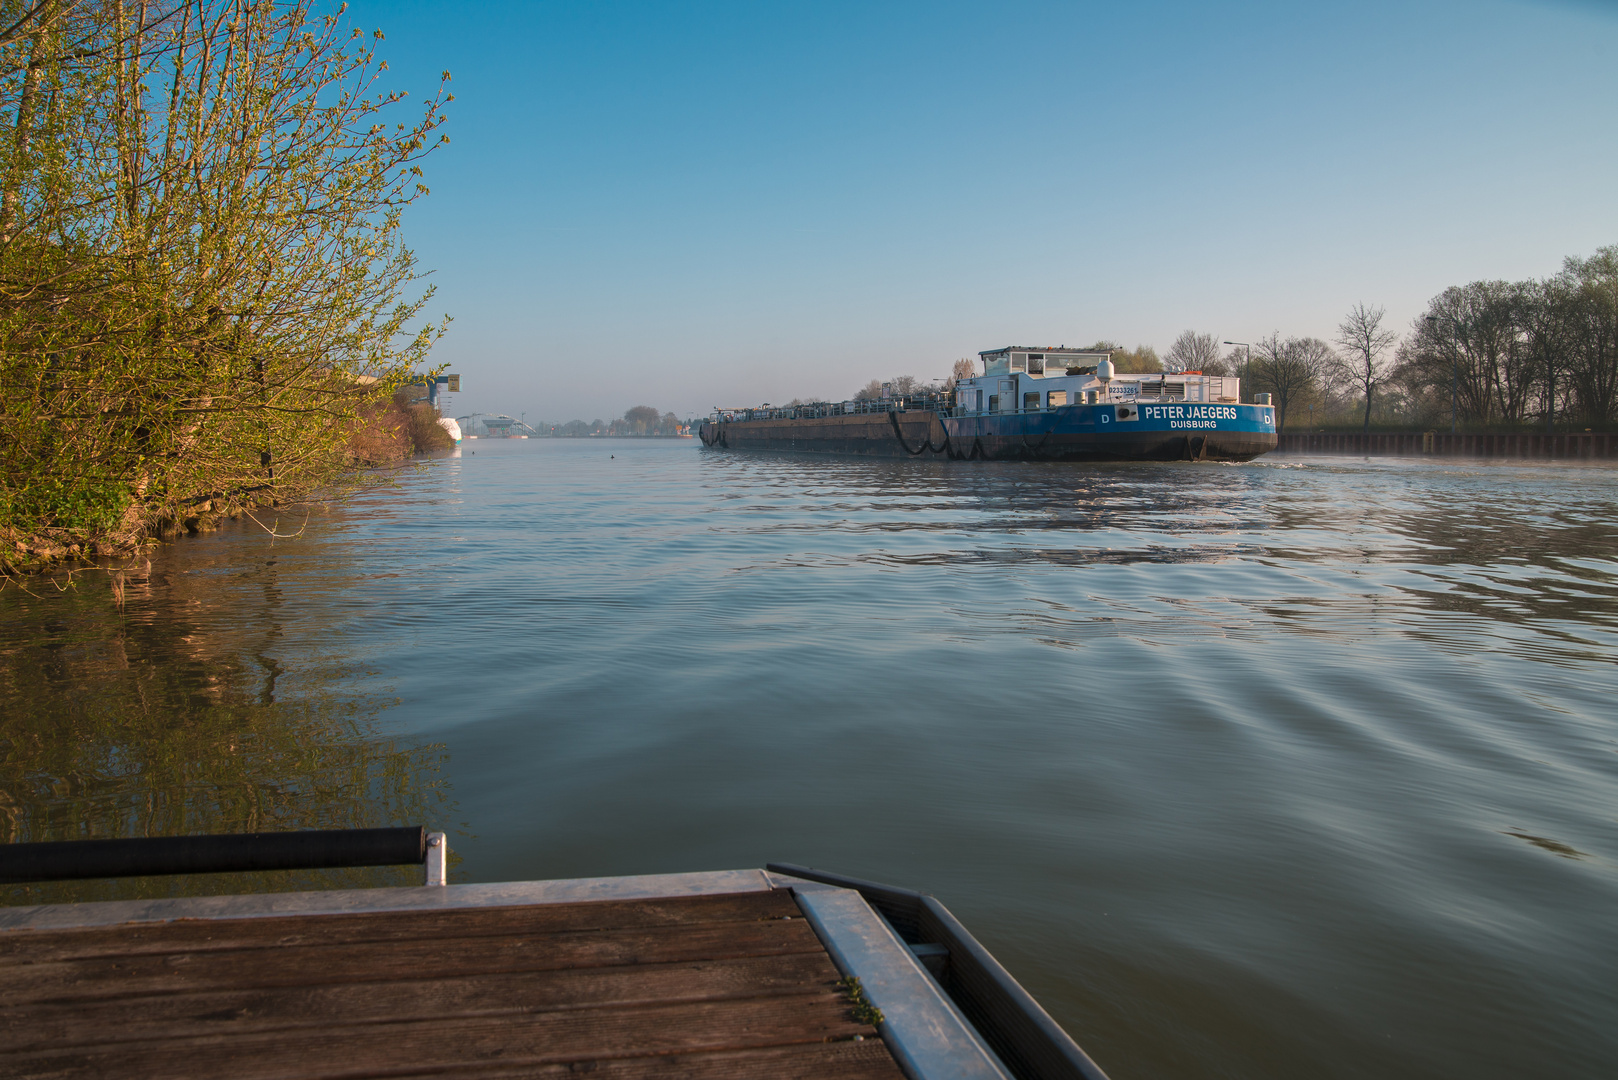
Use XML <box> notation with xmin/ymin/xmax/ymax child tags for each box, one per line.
<box><xmin>348</xmin><ymin>0</ymin><xmax>1618</xmax><ymax>421</ymax></box>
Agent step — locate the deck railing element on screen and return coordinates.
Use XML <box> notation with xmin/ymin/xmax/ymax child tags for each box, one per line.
<box><xmin>0</xmin><ymin>827</ymin><xmax>450</xmax><ymax>886</ymax></box>
<box><xmin>709</xmin><ymin>388</ymin><xmax>1219</xmax><ymax>423</ymax></box>
<box><xmin>710</xmin><ymin>394</ymin><xmax>953</xmax><ymax>422</ymax></box>
<box><xmin>769</xmin><ymin>862</ymin><xmax>1112</xmax><ymax>1080</ymax></box>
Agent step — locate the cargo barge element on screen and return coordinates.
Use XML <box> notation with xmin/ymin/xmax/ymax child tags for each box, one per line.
<box><xmin>700</xmin><ymin>345</ymin><xmax>1278</xmax><ymax>462</ymax></box>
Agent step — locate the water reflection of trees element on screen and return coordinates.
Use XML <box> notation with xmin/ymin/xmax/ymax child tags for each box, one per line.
<box><xmin>0</xmin><ymin>560</ymin><xmax>451</xmax><ymax>906</ymax></box>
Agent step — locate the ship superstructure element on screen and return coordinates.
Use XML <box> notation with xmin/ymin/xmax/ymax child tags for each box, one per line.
<box><xmin>959</xmin><ymin>346</ymin><xmax>1238</xmax><ymax>413</ymax></box>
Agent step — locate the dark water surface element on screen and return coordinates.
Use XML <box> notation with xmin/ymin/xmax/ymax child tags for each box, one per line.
<box><xmin>3</xmin><ymin>439</ymin><xmax>1616</xmax><ymax>1079</ymax></box>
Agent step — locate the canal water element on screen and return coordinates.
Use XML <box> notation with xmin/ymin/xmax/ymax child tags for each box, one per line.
<box><xmin>2</xmin><ymin>439</ymin><xmax>1615</xmax><ymax>1080</ymax></box>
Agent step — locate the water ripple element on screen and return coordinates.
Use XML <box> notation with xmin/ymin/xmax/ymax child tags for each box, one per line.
<box><xmin>2</xmin><ymin>442</ymin><xmax>1616</xmax><ymax>1080</ymax></box>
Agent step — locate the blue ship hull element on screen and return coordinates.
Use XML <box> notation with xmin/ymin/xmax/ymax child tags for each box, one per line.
<box><xmin>700</xmin><ymin>402</ymin><xmax>1277</xmax><ymax>462</ymax></box>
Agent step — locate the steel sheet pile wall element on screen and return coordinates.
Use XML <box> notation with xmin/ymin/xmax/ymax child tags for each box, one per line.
<box><xmin>1275</xmin><ymin>432</ymin><xmax>1616</xmax><ymax>458</ymax></box>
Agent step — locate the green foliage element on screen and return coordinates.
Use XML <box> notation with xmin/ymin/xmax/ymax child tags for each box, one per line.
<box><xmin>1</xmin><ymin>473</ymin><xmax>128</xmax><ymax>533</ymax></box>
<box><xmin>622</xmin><ymin>404</ymin><xmax>662</xmax><ymax>433</ymax></box>
<box><xmin>839</xmin><ymin>976</ymin><xmax>885</xmax><ymax>1027</ymax></box>
<box><xmin>405</xmin><ymin>402</ymin><xmax>454</xmax><ymax>453</ymax></box>
<box><xmin>0</xmin><ymin>1</ymin><xmax>452</xmax><ymax>553</ymax></box>
<box><xmin>1113</xmin><ymin>345</ymin><xmax>1162</xmax><ymax>374</ymax></box>
<box><xmin>1081</xmin><ymin>340</ymin><xmax>1162</xmax><ymax>373</ymax></box>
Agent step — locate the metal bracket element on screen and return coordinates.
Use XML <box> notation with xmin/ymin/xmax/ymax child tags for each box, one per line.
<box><xmin>908</xmin><ymin>941</ymin><xmax>950</xmax><ymax>978</ymax></box>
<box><xmin>424</xmin><ymin>833</ymin><xmax>448</xmax><ymax>886</ymax></box>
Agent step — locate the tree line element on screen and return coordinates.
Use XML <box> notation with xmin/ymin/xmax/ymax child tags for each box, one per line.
<box><xmin>870</xmin><ymin>244</ymin><xmax>1618</xmax><ymax>434</ymax></box>
<box><xmin>1177</xmin><ymin>244</ymin><xmax>1618</xmax><ymax>433</ymax></box>
<box><xmin>0</xmin><ymin>1</ymin><xmax>449</xmax><ymax>560</ymax></box>
<box><xmin>1394</xmin><ymin>247</ymin><xmax>1617</xmax><ymax>431</ymax></box>
<box><xmin>544</xmin><ymin>406</ymin><xmax>685</xmax><ymax>437</ymax></box>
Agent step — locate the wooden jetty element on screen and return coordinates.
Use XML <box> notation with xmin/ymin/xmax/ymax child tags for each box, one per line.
<box><xmin>0</xmin><ymin>831</ymin><xmax>1108</xmax><ymax>1080</ymax></box>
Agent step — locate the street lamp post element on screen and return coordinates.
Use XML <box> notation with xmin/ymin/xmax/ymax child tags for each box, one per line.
<box><xmin>1223</xmin><ymin>341</ymin><xmax>1252</xmax><ymax>402</ymax></box>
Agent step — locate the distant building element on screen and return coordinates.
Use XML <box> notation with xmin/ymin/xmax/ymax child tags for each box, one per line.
<box><xmin>456</xmin><ymin>413</ymin><xmax>537</xmax><ymax>438</ymax></box>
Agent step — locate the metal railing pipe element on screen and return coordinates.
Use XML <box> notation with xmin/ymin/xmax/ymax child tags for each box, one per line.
<box><xmin>0</xmin><ymin>827</ymin><xmax>429</xmax><ymax>884</ymax></box>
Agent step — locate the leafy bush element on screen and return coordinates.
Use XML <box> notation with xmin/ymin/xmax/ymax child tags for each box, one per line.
<box><xmin>1</xmin><ymin>477</ymin><xmax>129</xmax><ymax>535</ymax></box>
<box><xmin>0</xmin><ymin>2</ymin><xmax>452</xmax><ymax>552</ymax></box>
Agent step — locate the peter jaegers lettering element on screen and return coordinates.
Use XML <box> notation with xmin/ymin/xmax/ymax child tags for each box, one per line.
<box><xmin>1142</xmin><ymin>404</ymin><xmax>1240</xmax><ymax>429</ymax></box>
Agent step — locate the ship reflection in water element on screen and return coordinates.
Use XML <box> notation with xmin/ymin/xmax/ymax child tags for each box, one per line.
<box><xmin>2</xmin><ymin>440</ymin><xmax>1616</xmax><ymax>1080</ymax></box>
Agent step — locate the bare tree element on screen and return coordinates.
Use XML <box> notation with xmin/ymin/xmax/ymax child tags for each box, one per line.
<box><xmin>948</xmin><ymin>358</ymin><xmax>976</xmax><ymax>386</ymax></box>
<box><xmin>1334</xmin><ymin>303</ymin><xmax>1398</xmax><ymax>432</ymax></box>
<box><xmin>1403</xmin><ymin>282</ymin><xmax>1533</xmax><ymax>426</ymax></box>
<box><xmin>1377</xmin><ymin>243</ymin><xmax>1618</xmax><ymax>431</ymax></box>
<box><xmin>1558</xmin><ymin>246</ymin><xmax>1618</xmax><ymax>426</ymax></box>
<box><xmin>1251</xmin><ymin>333</ymin><xmax>1332</xmax><ymax>432</ymax></box>
<box><xmin>1164</xmin><ymin>330</ymin><xmax>1222</xmax><ymax>373</ymax></box>
<box><xmin>852</xmin><ymin>379</ymin><xmax>884</xmax><ymax>401</ymax></box>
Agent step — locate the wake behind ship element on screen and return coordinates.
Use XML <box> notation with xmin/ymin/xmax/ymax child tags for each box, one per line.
<box><xmin>699</xmin><ymin>346</ymin><xmax>1277</xmax><ymax>462</ymax></box>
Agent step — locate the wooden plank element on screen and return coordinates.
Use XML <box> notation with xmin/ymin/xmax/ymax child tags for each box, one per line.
<box><xmin>408</xmin><ymin>1040</ymin><xmax>906</xmax><ymax>1079</ymax></box>
<box><xmin>2</xmin><ymin>952</ymin><xmax>841</xmax><ymax>1052</ymax></box>
<box><xmin>0</xmin><ymin>919</ymin><xmax>825</xmax><ymax>1005</ymax></box>
<box><xmin>0</xmin><ymin>887</ymin><xmax>910</xmax><ymax>1079</ymax></box>
<box><xmin>0</xmin><ymin>890</ymin><xmax>800</xmax><ymax>964</ymax></box>
<box><xmin>7</xmin><ymin>993</ymin><xmax>883</xmax><ymax>1080</ymax></box>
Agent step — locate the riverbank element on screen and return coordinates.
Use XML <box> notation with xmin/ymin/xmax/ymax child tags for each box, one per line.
<box><xmin>1275</xmin><ymin>430</ymin><xmax>1617</xmax><ymax>458</ymax></box>
<box><xmin>1</xmin><ymin>397</ymin><xmax>453</xmax><ymax>579</ymax></box>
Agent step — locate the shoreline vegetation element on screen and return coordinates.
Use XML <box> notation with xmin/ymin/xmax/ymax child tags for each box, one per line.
<box><xmin>527</xmin><ymin>406</ymin><xmax>690</xmax><ymax>438</ymax></box>
<box><xmin>6</xmin><ymin>391</ymin><xmax>450</xmax><ymax>577</ymax></box>
<box><xmin>1218</xmin><ymin>244</ymin><xmax>1618</xmax><ymax>436</ymax></box>
<box><xmin>0</xmin><ymin>2</ymin><xmax>452</xmax><ymax>579</ymax></box>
